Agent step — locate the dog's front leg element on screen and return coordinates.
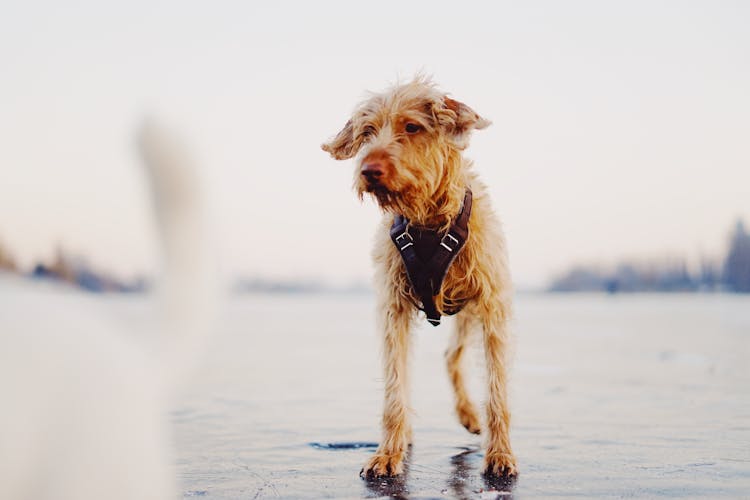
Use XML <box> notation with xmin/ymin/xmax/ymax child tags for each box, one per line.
<box><xmin>361</xmin><ymin>300</ymin><xmax>413</xmax><ymax>478</ymax></box>
<box><xmin>480</xmin><ymin>302</ymin><xmax>518</xmax><ymax>477</ymax></box>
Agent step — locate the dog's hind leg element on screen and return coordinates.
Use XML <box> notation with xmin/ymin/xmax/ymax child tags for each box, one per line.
<box><xmin>361</xmin><ymin>297</ymin><xmax>414</xmax><ymax>478</ymax></box>
<box><xmin>478</xmin><ymin>297</ymin><xmax>518</xmax><ymax>477</ymax></box>
<box><xmin>446</xmin><ymin>311</ymin><xmax>481</xmax><ymax>434</ymax></box>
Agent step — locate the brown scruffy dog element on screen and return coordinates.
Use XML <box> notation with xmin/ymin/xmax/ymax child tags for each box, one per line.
<box><xmin>322</xmin><ymin>77</ymin><xmax>517</xmax><ymax>479</ymax></box>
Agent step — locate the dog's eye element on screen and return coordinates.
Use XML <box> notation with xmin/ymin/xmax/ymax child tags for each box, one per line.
<box><xmin>405</xmin><ymin>123</ymin><xmax>422</xmax><ymax>134</ymax></box>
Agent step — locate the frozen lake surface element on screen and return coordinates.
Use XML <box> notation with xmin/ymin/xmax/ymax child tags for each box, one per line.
<box><xmin>171</xmin><ymin>292</ymin><xmax>750</xmax><ymax>499</ymax></box>
<box><xmin>3</xmin><ymin>279</ymin><xmax>749</xmax><ymax>498</ymax></box>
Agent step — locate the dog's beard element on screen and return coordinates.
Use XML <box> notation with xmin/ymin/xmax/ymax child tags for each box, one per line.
<box><xmin>371</xmin><ymin>186</ymin><xmax>396</xmax><ymax>209</ymax></box>
<box><xmin>357</xmin><ymin>182</ymin><xmax>400</xmax><ymax>211</ymax></box>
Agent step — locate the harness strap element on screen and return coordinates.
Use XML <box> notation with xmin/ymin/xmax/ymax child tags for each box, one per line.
<box><xmin>389</xmin><ymin>189</ymin><xmax>473</xmax><ymax>326</ymax></box>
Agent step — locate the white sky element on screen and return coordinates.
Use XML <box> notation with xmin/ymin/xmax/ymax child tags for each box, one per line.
<box><xmin>1</xmin><ymin>1</ymin><xmax>748</xmax><ymax>288</ymax></box>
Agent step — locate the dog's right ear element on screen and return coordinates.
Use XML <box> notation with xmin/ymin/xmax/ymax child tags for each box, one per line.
<box><xmin>321</xmin><ymin>119</ymin><xmax>363</xmax><ymax>160</ymax></box>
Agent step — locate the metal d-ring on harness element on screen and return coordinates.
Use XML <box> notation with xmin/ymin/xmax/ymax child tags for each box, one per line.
<box><xmin>389</xmin><ymin>189</ymin><xmax>473</xmax><ymax>326</ymax></box>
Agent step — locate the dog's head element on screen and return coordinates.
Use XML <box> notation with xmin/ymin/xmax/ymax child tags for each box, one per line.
<box><xmin>322</xmin><ymin>78</ymin><xmax>489</xmax><ymax>217</ymax></box>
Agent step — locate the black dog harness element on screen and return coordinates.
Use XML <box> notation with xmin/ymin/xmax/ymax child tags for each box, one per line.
<box><xmin>389</xmin><ymin>189</ymin><xmax>472</xmax><ymax>326</ymax></box>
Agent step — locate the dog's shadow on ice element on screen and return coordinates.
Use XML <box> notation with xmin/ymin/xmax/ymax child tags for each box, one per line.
<box><xmin>361</xmin><ymin>448</ymin><xmax>412</xmax><ymax>500</ymax></box>
<box><xmin>448</xmin><ymin>447</ymin><xmax>517</xmax><ymax>500</ymax></box>
<box><xmin>313</xmin><ymin>442</ymin><xmax>517</xmax><ymax>499</ymax></box>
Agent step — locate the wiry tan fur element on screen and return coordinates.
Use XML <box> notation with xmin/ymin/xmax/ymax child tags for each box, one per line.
<box><xmin>322</xmin><ymin>77</ymin><xmax>517</xmax><ymax>479</ymax></box>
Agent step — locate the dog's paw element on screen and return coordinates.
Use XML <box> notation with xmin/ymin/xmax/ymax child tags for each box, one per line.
<box><xmin>457</xmin><ymin>404</ymin><xmax>481</xmax><ymax>434</ymax></box>
<box><xmin>482</xmin><ymin>449</ymin><xmax>518</xmax><ymax>477</ymax></box>
<box><xmin>360</xmin><ymin>451</ymin><xmax>405</xmax><ymax>478</ymax></box>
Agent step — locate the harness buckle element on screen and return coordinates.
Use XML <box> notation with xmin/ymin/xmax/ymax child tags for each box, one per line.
<box><xmin>440</xmin><ymin>232</ymin><xmax>460</xmax><ymax>252</ymax></box>
<box><xmin>395</xmin><ymin>230</ymin><xmax>414</xmax><ymax>250</ymax></box>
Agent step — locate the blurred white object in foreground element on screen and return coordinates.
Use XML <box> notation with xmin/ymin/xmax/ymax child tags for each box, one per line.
<box><xmin>0</xmin><ymin>121</ymin><xmax>217</xmax><ymax>500</ymax></box>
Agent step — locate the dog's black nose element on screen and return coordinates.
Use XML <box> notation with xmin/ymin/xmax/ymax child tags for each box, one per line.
<box><xmin>362</xmin><ymin>163</ymin><xmax>384</xmax><ymax>182</ymax></box>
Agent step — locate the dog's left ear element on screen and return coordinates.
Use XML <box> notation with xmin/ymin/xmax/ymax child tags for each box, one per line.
<box><xmin>437</xmin><ymin>97</ymin><xmax>491</xmax><ymax>149</ymax></box>
<box><xmin>321</xmin><ymin>119</ymin><xmax>362</xmax><ymax>160</ymax></box>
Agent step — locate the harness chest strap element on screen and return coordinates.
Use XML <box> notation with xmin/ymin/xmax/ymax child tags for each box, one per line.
<box><xmin>389</xmin><ymin>189</ymin><xmax>473</xmax><ymax>326</ymax></box>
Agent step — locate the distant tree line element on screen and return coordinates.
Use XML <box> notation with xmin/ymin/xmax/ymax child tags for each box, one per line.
<box><xmin>4</xmin><ymin>218</ymin><xmax>750</xmax><ymax>294</ymax></box>
<box><xmin>549</xmin><ymin>218</ymin><xmax>750</xmax><ymax>293</ymax></box>
<box><xmin>724</xmin><ymin>220</ymin><xmax>750</xmax><ymax>292</ymax></box>
<box><xmin>0</xmin><ymin>242</ymin><xmax>146</xmax><ymax>293</ymax></box>
<box><xmin>0</xmin><ymin>239</ymin><xmax>16</xmax><ymax>272</ymax></box>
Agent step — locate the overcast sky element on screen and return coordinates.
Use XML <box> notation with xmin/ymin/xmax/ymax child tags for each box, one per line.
<box><xmin>1</xmin><ymin>1</ymin><xmax>748</xmax><ymax>287</ymax></box>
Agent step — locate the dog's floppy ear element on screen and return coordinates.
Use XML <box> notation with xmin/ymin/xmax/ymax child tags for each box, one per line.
<box><xmin>437</xmin><ymin>97</ymin><xmax>491</xmax><ymax>150</ymax></box>
<box><xmin>321</xmin><ymin>119</ymin><xmax>363</xmax><ymax>160</ymax></box>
